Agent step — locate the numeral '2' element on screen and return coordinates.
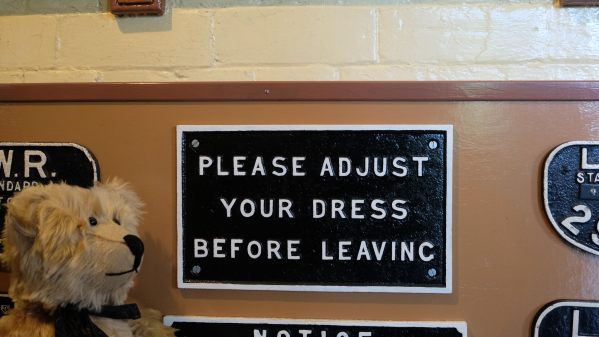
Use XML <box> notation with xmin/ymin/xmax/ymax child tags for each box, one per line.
<box><xmin>561</xmin><ymin>204</ymin><xmax>599</xmax><ymax>245</ymax></box>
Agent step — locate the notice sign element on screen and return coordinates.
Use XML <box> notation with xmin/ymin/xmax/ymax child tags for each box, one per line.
<box><xmin>177</xmin><ymin>125</ymin><xmax>453</xmax><ymax>292</ymax></box>
<box><xmin>163</xmin><ymin>317</ymin><xmax>467</xmax><ymax>337</ymax></box>
<box><xmin>544</xmin><ymin>141</ymin><xmax>599</xmax><ymax>255</ymax></box>
<box><xmin>0</xmin><ymin>143</ymin><xmax>100</xmax><ymax>231</ymax></box>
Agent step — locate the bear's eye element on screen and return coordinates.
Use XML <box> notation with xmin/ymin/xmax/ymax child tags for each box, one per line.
<box><xmin>89</xmin><ymin>217</ymin><xmax>98</xmax><ymax>226</ymax></box>
<box><xmin>113</xmin><ymin>218</ymin><xmax>121</xmax><ymax>225</ymax></box>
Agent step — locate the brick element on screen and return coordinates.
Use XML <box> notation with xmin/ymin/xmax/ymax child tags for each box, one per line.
<box><xmin>215</xmin><ymin>7</ymin><xmax>376</xmax><ymax>65</ymax></box>
<box><xmin>340</xmin><ymin>65</ymin><xmax>428</xmax><ymax>80</ymax></box>
<box><xmin>380</xmin><ymin>6</ymin><xmax>488</xmax><ymax>64</ymax></box>
<box><xmin>500</xmin><ymin>64</ymin><xmax>599</xmax><ymax>80</ymax></box>
<box><xmin>174</xmin><ymin>68</ymin><xmax>255</xmax><ymax>81</ymax></box>
<box><xmin>550</xmin><ymin>8</ymin><xmax>599</xmax><ymax>61</ymax></box>
<box><xmin>0</xmin><ymin>0</ymin><xmax>26</xmax><ymax>15</ymax></box>
<box><xmin>26</xmin><ymin>0</ymin><xmax>101</xmax><ymax>13</ymax></box>
<box><xmin>0</xmin><ymin>71</ymin><xmax>23</xmax><ymax>83</ymax></box>
<box><xmin>340</xmin><ymin>65</ymin><xmax>504</xmax><ymax>80</ymax></box>
<box><xmin>98</xmin><ymin>70</ymin><xmax>178</xmax><ymax>82</ymax></box>
<box><xmin>254</xmin><ymin>66</ymin><xmax>337</xmax><ymax>80</ymax></box>
<box><xmin>23</xmin><ymin>70</ymin><xmax>99</xmax><ymax>83</ymax></box>
<box><xmin>477</xmin><ymin>6</ymin><xmax>555</xmax><ymax>62</ymax></box>
<box><xmin>58</xmin><ymin>10</ymin><xmax>212</xmax><ymax>68</ymax></box>
<box><xmin>0</xmin><ymin>15</ymin><xmax>57</xmax><ymax>68</ymax></box>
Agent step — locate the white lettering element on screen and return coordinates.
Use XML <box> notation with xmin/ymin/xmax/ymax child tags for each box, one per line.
<box><xmin>292</xmin><ymin>157</ymin><xmax>306</xmax><ymax>176</ymax></box>
<box><xmin>412</xmin><ymin>156</ymin><xmax>429</xmax><ymax>177</ymax></box>
<box><xmin>220</xmin><ymin>198</ymin><xmax>237</xmax><ymax>217</ymax></box>
<box><xmin>252</xmin><ymin>157</ymin><xmax>266</xmax><ymax>176</ymax></box>
<box><xmin>231</xmin><ymin>239</ymin><xmax>243</xmax><ymax>258</ymax></box>
<box><xmin>338</xmin><ymin>241</ymin><xmax>351</xmax><ymax>260</ymax></box>
<box><xmin>267</xmin><ymin>241</ymin><xmax>282</xmax><ymax>259</ymax></box>
<box><xmin>313</xmin><ymin>199</ymin><xmax>326</xmax><ymax>218</ymax></box>
<box><xmin>254</xmin><ymin>330</ymin><xmax>267</xmax><ymax>337</ymax></box>
<box><xmin>233</xmin><ymin>156</ymin><xmax>247</xmax><ymax>176</ymax></box>
<box><xmin>198</xmin><ymin>156</ymin><xmax>213</xmax><ymax>175</ymax></box>
<box><xmin>288</xmin><ymin>240</ymin><xmax>301</xmax><ymax>260</ymax></box>
<box><xmin>339</xmin><ymin>157</ymin><xmax>351</xmax><ymax>177</ymax></box>
<box><xmin>321</xmin><ymin>241</ymin><xmax>334</xmax><ymax>260</ymax></box>
<box><xmin>419</xmin><ymin>242</ymin><xmax>435</xmax><ymax>262</ymax></box>
<box><xmin>272</xmin><ymin>157</ymin><xmax>287</xmax><ymax>176</ymax></box>
<box><xmin>320</xmin><ymin>157</ymin><xmax>335</xmax><ymax>176</ymax></box>
<box><xmin>391</xmin><ymin>199</ymin><xmax>407</xmax><ymax>220</ymax></box>
<box><xmin>392</xmin><ymin>157</ymin><xmax>407</xmax><ymax>177</ymax></box>
<box><xmin>216</xmin><ymin>156</ymin><xmax>230</xmax><ymax>176</ymax></box>
<box><xmin>582</xmin><ymin>147</ymin><xmax>599</xmax><ymax>169</ymax></box>
<box><xmin>194</xmin><ymin>239</ymin><xmax>208</xmax><ymax>258</ymax></box>
<box><xmin>24</xmin><ymin>150</ymin><xmax>47</xmax><ymax>178</ymax></box>
<box><xmin>213</xmin><ymin>238</ymin><xmax>226</xmax><ymax>258</ymax></box>
<box><xmin>0</xmin><ymin>150</ymin><xmax>13</xmax><ymax>178</ymax></box>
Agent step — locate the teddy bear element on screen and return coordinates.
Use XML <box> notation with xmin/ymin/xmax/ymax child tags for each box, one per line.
<box><xmin>0</xmin><ymin>180</ymin><xmax>176</xmax><ymax>337</ymax></box>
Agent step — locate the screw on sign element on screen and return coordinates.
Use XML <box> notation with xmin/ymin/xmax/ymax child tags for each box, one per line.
<box><xmin>534</xmin><ymin>301</ymin><xmax>599</xmax><ymax>337</ymax></box>
<box><xmin>544</xmin><ymin>142</ymin><xmax>599</xmax><ymax>255</ymax></box>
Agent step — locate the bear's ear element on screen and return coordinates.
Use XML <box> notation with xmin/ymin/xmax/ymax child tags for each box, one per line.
<box><xmin>4</xmin><ymin>185</ymin><xmax>49</xmax><ymax>240</ymax></box>
<box><xmin>35</xmin><ymin>201</ymin><xmax>84</xmax><ymax>266</ymax></box>
<box><xmin>100</xmin><ymin>178</ymin><xmax>144</xmax><ymax>210</ymax></box>
<box><xmin>96</xmin><ymin>178</ymin><xmax>144</xmax><ymax>226</ymax></box>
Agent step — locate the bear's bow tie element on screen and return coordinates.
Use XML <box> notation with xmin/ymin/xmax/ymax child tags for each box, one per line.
<box><xmin>55</xmin><ymin>303</ymin><xmax>141</xmax><ymax>337</ymax></box>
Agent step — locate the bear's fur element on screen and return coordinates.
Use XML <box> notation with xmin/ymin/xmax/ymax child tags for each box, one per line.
<box><xmin>0</xmin><ymin>180</ymin><xmax>175</xmax><ymax>337</ymax></box>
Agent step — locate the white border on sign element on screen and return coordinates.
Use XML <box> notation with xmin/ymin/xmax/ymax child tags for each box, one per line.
<box><xmin>0</xmin><ymin>142</ymin><xmax>100</xmax><ymax>183</ymax></box>
<box><xmin>543</xmin><ymin>141</ymin><xmax>599</xmax><ymax>256</ymax></box>
<box><xmin>533</xmin><ymin>300</ymin><xmax>599</xmax><ymax>337</ymax></box>
<box><xmin>163</xmin><ymin>316</ymin><xmax>467</xmax><ymax>336</ymax></box>
<box><xmin>176</xmin><ymin>125</ymin><xmax>453</xmax><ymax>293</ymax></box>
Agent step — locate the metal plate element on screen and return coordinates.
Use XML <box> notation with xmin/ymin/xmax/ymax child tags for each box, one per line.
<box><xmin>544</xmin><ymin>141</ymin><xmax>599</xmax><ymax>255</ymax></box>
<box><xmin>163</xmin><ymin>317</ymin><xmax>467</xmax><ymax>337</ymax></box>
<box><xmin>533</xmin><ymin>301</ymin><xmax>599</xmax><ymax>337</ymax></box>
<box><xmin>0</xmin><ymin>143</ymin><xmax>100</xmax><ymax>235</ymax></box>
<box><xmin>177</xmin><ymin>125</ymin><xmax>453</xmax><ymax>292</ymax></box>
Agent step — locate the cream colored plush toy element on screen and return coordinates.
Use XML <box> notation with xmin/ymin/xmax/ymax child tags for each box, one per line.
<box><xmin>0</xmin><ymin>180</ymin><xmax>175</xmax><ymax>337</ymax></box>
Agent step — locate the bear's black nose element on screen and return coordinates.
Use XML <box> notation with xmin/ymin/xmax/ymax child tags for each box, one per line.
<box><xmin>124</xmin><ymin>235</ymin><xmax>144</xmax><ymax>272</ymax></box>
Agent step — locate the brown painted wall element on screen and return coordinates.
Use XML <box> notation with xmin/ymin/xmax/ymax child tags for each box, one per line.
<box><xmin>1</xmin><ymin>100</ymin><xmax>599</xmax><ymax>337</ymax></box>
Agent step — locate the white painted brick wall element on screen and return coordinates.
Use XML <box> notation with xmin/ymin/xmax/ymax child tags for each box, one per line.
<box><xmin>57</xmin><ymin>11</ymin><xmax>212</xmax><ymax>68</ymax></box>
<box><xmin>214</xmin><ymin>7</ymin><xmax>377</xmax><ymax>65</ymax></box>
<box><xmin>0</xmin><ymin>15</ymin><xmax>57</xmax><ymax>69</ymax></box>
<box><xmin>1</xmin><ymin>2</ymin><xmax>599</xmax><ymax>82</ymax></box>
<box><xmin>379</xmin><ymin>6</ymin><xmax>489</xmax><ymax>64</ymax></box>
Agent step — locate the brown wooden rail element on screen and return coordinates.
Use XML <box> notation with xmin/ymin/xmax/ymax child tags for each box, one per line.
<box><xmin>2</xmin><ymin>81</ymin><xmax>599</xmax><ymax>102</ymax></box>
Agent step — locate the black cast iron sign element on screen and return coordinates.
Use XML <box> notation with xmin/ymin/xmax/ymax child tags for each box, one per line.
<box><xmin>534</xmin><ymin>301</ymin><xmax>599</xmax><ymax>337</ymax></box>
<box><xmin>0</xmin><ymin>143</ymin><xmax>100</xmax><ymax>230</ymax></box>
<box><xmin>544</xmin><ymin>141</ymin><xmax>599</xmax><ymax>255</ymax></box>
<box><xmin>177</xmin><ymin>125</ymin><xmax>453</xmax><ymax>292</ymax></box>
<box><xmin>163</xmin><ymin>317</ymin><xmax>467</xmax><ymax>337</ymax></box>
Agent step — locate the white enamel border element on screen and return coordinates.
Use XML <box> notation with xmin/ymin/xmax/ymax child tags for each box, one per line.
<box><xmin>0</xmin><ymin>142</ymin><xmax>100</xmax><ymax>182</ymax></box>
<box><xmin>543</xmin><ymin>141</ymin><xmax>599</xmax><ymax>255</ymax></box>
<box><xmin>533</xmin><ymin>300</ymin><xmax>599</xmax><ymax>337</ymax></box>
<box><xmin>177</xmin><ymin>125</ymin><xmax>453</xmax><ymax>293</ymax></box>
<box><xmin>163</xmin><ymin>316</ymin><xmax>467</xmax><ymax>336</ymax></box>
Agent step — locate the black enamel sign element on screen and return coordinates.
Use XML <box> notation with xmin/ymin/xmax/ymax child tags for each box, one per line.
<box><xmin>0</xmin><ymin>295</ymin><xmax>13</xmax><ymax>317</ymax></box>
<box><xmin>534</xmin><ymin>301</ymin><xmax>599</xmax><ymax>337</ymax></box>
<box><xmin>0</xmin><ymin>143</ymin><xmax>100</xmax><ymax>232</ymax></box>
<box><xmin>544</xmin><ymin>142</ymin><xmax>599</xmax><ymax>255</ymax></box>
<box><xmin>177</xmin><ymin>125</ymin><xmax>453</xmax><ymax>292</ymax></box>
<box><xmin>164</xmin><ymin>317</ymin><xmax>467</xmax><ymax>337</ymax></box>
